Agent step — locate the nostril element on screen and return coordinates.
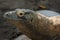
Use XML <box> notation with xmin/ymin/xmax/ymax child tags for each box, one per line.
<box><xmin>6</xmin><ymin>14</ymin><xmax>9</xmax><ymax>16</ymax></box>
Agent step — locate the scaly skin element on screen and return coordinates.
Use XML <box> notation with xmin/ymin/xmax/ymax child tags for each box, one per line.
<box><xmin>4</xmin><ymin>9</ymin><xmax>60</xmax><ymax>40</ymax></box>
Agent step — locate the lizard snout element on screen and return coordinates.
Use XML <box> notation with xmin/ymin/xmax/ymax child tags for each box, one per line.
<box><xmin>3</xmin><ymin>11</ymin><xmax>18</xmax><ymax>20</ymax></box>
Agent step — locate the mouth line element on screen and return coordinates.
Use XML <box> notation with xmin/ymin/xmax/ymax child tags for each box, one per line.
<box><xmin>4</xmin><ymin>16</ymin><xmax>24</xmax><ymax>21</ymax></box>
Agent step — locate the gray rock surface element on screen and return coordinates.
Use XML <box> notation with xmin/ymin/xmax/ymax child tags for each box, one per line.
<box><xmin>14</xmin><ymin>35</ymin><xmax>31</xmax><ymax>40</ymax></box>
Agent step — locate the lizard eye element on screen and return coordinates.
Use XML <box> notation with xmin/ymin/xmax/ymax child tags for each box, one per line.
<box><xmin>17</xmin><ymin>12</ymin><xmax>24</xmax><ymax>17</ymax></box>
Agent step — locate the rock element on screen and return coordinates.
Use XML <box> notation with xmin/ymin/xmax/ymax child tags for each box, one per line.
<box><xmin>14</xmin><ymin>35</ymin><xmax>31</xmax><ymax>40</ymax></box>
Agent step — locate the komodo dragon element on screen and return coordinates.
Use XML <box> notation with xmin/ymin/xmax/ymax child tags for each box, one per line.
<box><xmin>4</xmin><ymin>9</ymin><xmax>60</xmax><ymax>40</ymax></box>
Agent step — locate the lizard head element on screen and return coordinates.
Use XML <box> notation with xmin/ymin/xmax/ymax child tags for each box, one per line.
<box><xmin>4</xmin><ymin>9</ymin><xmax>35</xmax><ymax>23</ymax></box>
<box><xmin>3</xmin><ymin>9</ymin><xmax>40</xmax><ymax>39</ymax></box>
<box><xmin>4</xmin><ymin>9</ymin><xmax>60</xmax><ymax>38</ymax></box>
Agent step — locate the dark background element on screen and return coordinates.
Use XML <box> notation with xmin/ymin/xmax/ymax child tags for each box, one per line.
<box><xmin>0</xmin><ymin>0</ymin><xmax>60</xmax><ymax>40</ymax></box>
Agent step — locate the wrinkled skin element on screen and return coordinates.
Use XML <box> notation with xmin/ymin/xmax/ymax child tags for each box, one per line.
<box><xmin>4</xmin><ymin>9</ymin><xmax>60</xmax><ymax>40</ymax></box>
